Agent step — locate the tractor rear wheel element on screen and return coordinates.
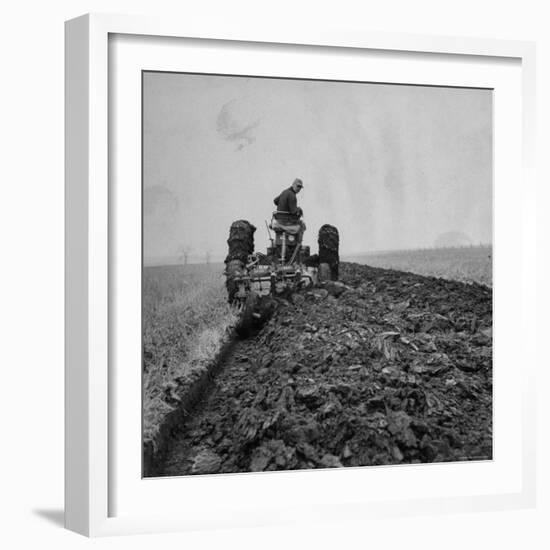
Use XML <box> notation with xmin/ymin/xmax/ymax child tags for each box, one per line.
<box><xmin>224</xmin><ymin>220</ymin><xmax>256</xmax><ymax>302</ymax></box>
<box><xmin>318</xmin><ymin>224</ymin><xmax>339</xmax><ymax>280</ymax></box>
<box><xmin>225</xmin><ymin>259</ymin><xmax>245</xmax><ymax>303</ymax></box>
<box><xmin>318</xmin><ymin>262</ymin><xmax>331</xmax><ymax>283</ymax></box>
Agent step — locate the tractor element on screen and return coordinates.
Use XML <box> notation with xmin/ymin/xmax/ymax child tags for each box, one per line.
<box><xmin>224</xmin><ymin>212</ymin><xmax>339</xmax><ymax>336</ymax></box>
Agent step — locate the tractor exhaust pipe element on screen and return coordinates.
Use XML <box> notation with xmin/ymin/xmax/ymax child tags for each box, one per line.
<box><xmin>265</xmin><ymin>220</ymin><xmax>274</xmax><ymax>248</ymax></box>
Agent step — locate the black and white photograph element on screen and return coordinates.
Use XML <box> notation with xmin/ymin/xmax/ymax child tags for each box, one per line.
<box><xmin>142</xmin><ymin>71</ymin><xmax>493</xmax><ymax>477</ymax></box>
<box><xmin>3</xmin><ymin>0</ymin><xmax>545</xmax><ymax>543</ymax></box>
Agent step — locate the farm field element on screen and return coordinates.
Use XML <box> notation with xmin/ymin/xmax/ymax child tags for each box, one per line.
<box><xmin>143</xmin><ymin>247</ymin><xmax>492</xmax><ymax>468</ymax></box>
<box><xmin>344</xmin><ymin>245</ymin><xmax>492</xmax><ymax>287</ymax></box>
<box><xmin>143</xmin><ymin>263</ymin><xmax>236</xmax><ymax>445</ymax></box>
<box><xmin>160</xmin><ymin>262</ymin><xmax>492</xmax><ymax>476</ymax></box>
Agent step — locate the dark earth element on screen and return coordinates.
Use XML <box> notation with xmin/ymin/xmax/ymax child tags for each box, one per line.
<box><xmin>160</xmin><ymin>262</ymin><xmax>492</xmax><ymax>476</ymax></box>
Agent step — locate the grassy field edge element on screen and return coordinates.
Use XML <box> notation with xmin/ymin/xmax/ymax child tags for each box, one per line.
<box><xmin>143</xmin><ymin>265</ymin><xmax>238</xmax><ymax>451</ymax></box>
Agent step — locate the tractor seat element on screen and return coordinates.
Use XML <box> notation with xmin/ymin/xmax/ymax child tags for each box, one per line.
<box><xmin>270</xmin><ymin>217</ymin><xmax>301</xmax><ymax>235</ymax></box>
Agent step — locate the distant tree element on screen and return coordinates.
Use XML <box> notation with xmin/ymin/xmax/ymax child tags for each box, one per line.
<box><xmin>434</xmin><ymin>231</ymin><xmax>472</xmax><ymax>248</ymax></box>
<box><xmin>205</xmin><ymin>250</ymin><xmax>212</xmax><ymax>265</ymax></box>
<box><xmin>177</xmin><ymin>244</ymin><xmax>192</xmax><ymax>265</ymax></box>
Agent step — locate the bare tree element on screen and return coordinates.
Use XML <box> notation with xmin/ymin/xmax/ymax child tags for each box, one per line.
<box><xmin>177</xmin><ymin>244</ymin><xmax>192</xmax><ymax>265</ymax></box>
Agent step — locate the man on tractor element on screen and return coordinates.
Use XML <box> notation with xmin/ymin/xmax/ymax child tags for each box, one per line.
<box><xmin>224</xmin><ymin>176</ymin><xmax>339</xmax><ymax>335</ymax></box>
<box><xmin>273</xmin><ymin>178</ymin><xmax>306</xmax><ymax>241</ymax></box>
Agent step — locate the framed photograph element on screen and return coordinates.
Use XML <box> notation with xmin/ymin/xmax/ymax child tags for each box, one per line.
<box><xmin>65</xmin><ymin>13</ymin><xmax>536</xmax><ymax>537</ymax></box>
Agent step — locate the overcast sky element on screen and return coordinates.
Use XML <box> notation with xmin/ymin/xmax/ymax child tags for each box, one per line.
<box><xmin>143</xmin><ymin>72</ymin><xmax>492</xmax><ymax>264</ymax></box>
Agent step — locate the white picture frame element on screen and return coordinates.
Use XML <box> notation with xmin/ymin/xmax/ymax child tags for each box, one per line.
<box><xmin>65</xmin><ymin>13</ymin><xmax>537</xmax><ymax>537</ymax></box>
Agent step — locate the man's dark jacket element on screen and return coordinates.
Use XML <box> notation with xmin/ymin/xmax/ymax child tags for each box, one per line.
<box><xmin>273</xmin><ymin>187</ymin><xmax>302</xmax><ymax>223</ymax></box>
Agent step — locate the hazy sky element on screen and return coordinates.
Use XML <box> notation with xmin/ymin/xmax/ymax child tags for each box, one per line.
<box><xmin>143</xmin><ymin>72</ymin><xmax>492</xmax><ymax>264</ymax></box>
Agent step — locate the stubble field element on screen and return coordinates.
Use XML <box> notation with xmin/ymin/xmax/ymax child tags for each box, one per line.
<box><xmin>345</xmin><ymin>245</ymin><xmax>492</xmax><ymax>287</ymax></box>
<box><xmin>142</xmin><ymin>263</ymin><xmax>236</xmax><ymax>446</ymax></box>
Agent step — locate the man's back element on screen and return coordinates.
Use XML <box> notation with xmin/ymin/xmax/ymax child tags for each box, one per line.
<box><xmin>274</xmin><ymin>187</ymin><xmax>298</xmax><ymax>216</ymax></box>
<box><xmin>273</xmin><ymin>178</ymin><xmax>304</xmax><ymax>225</ymax></box>
<box><xmin>272</xmin><ymin>178</ymin><xmax>306</xmax><ymax>239</ymax></box>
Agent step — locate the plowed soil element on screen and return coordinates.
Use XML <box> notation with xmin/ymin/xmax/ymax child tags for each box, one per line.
<box><xmin>160</xmin><ymin>262</ymin><xmax>492</xmax><ymax>476</ymax></box>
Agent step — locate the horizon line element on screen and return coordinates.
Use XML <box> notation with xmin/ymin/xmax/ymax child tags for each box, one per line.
<box><xmin>143</xmin><ymin>243</ymin><xmax>493</xmax><ymax>267</ymax></box>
